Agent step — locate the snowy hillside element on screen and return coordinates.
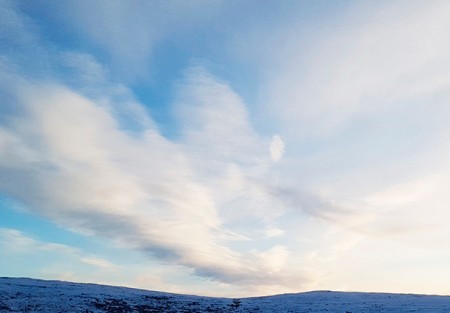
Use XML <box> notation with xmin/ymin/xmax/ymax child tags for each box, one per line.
<box><xmin>1</xmin><ymin>277</ymin><xmax>450</xmax><ymax>312</ymax></box>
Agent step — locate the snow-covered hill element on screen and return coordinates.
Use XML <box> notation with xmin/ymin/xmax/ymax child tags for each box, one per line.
<box><xmin>1</xmin><ymin>277</ymin><xmax>450</xmax><ymax>312</ymax></box>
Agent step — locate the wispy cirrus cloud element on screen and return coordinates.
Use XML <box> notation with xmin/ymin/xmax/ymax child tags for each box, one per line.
<box><xmin>241</xmin><ymin>0</ymin><xmax>450</xmax><ymax>233</ymax></box>
<box><xmin>0</xmin><ymin>228</ymin><xmax>119</xmax><ymax>273</ymax></box>
<box><xmin>0</xmin><ymin>51</ymin><xmax>307</xmax><ymax>293</ymax></box>
<box><xmin>18</xmin><ymin>0</ymin><xmax>224</xmax><ymax>81</ymax></box>
<box><xmin>256</xmin><ymin>1</ymin><xmax>450</xmax><ymax>137</ymax></box>
<box><xmin>218</xmin><ymin>0</ymin><xmax>450</xmax><ymax>294</ymax></box>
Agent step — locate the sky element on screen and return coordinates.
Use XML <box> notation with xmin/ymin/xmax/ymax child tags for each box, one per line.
<box><xmin>1</xmin><ymin>0</ymin><xmax>450</xmax><ymax>297</ymax></box>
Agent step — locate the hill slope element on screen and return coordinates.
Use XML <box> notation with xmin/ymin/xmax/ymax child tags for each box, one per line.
<box><xmin>1</xmin><ymin>277</ymin><xmax>450</xmax><ymax>312</ymax></box>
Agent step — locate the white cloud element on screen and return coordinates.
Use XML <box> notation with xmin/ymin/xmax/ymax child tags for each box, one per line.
<box><xmin>270</xmin><ymin>135</ymin><xmax>285</xmax><ymax>162</ymax></box>
<box><xmin>240</xmin><ymin>0</ymin><xmax>450</xmax><ymax>232</ymax></box>
<box><xmin>0</xmin><ymin>59</ymin><xmax>308</xmax><ymax>294</ymax></box>
<box><xmin>214</xmin><ymin>1</ymin><xmax>450</xmax><ymax>295</ymax></box>
<box><xmin>252</xmin><ymin>1</ymin><xmax>450</xmax><ymax>138</ymax></box>
<box><xmin>265</xmin><ymin>225</ymin><xmax>285</xmax><ymax>238</ymax></box>
<box><xmin>176</xmin><ymin>67</ymin><xmax>265</xmax><ymax>167</ymax></box>
<box><xmin>253</xmin><ymin>245</ymin><xmax>290</xmax><ymax>273</ymax></box>
<box><xmin>0</xmin><ymin>228</ymin><xmax>74</xmax><ymax>255</ymax></box>
<box><xmin>79</xmin><ymin>257</ymin><xmax>117</xmax><ymax>270</ymax></box>
<box><xmin>0</xmin><ymin>228</ymin><xmax>117</xmax><ymax>271</ymax></box>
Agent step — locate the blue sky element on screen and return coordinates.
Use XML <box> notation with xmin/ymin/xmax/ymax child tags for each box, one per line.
<box><xmin>2</xmin><ymin>0</ymin><xmax>450</xmax><ymax>297</ymax></box>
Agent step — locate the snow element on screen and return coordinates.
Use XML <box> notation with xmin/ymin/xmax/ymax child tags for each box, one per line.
<box><xmin>1</xmin><ymin>277</ymin><xmax>450</xmax><ymax>312</ymax></box>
